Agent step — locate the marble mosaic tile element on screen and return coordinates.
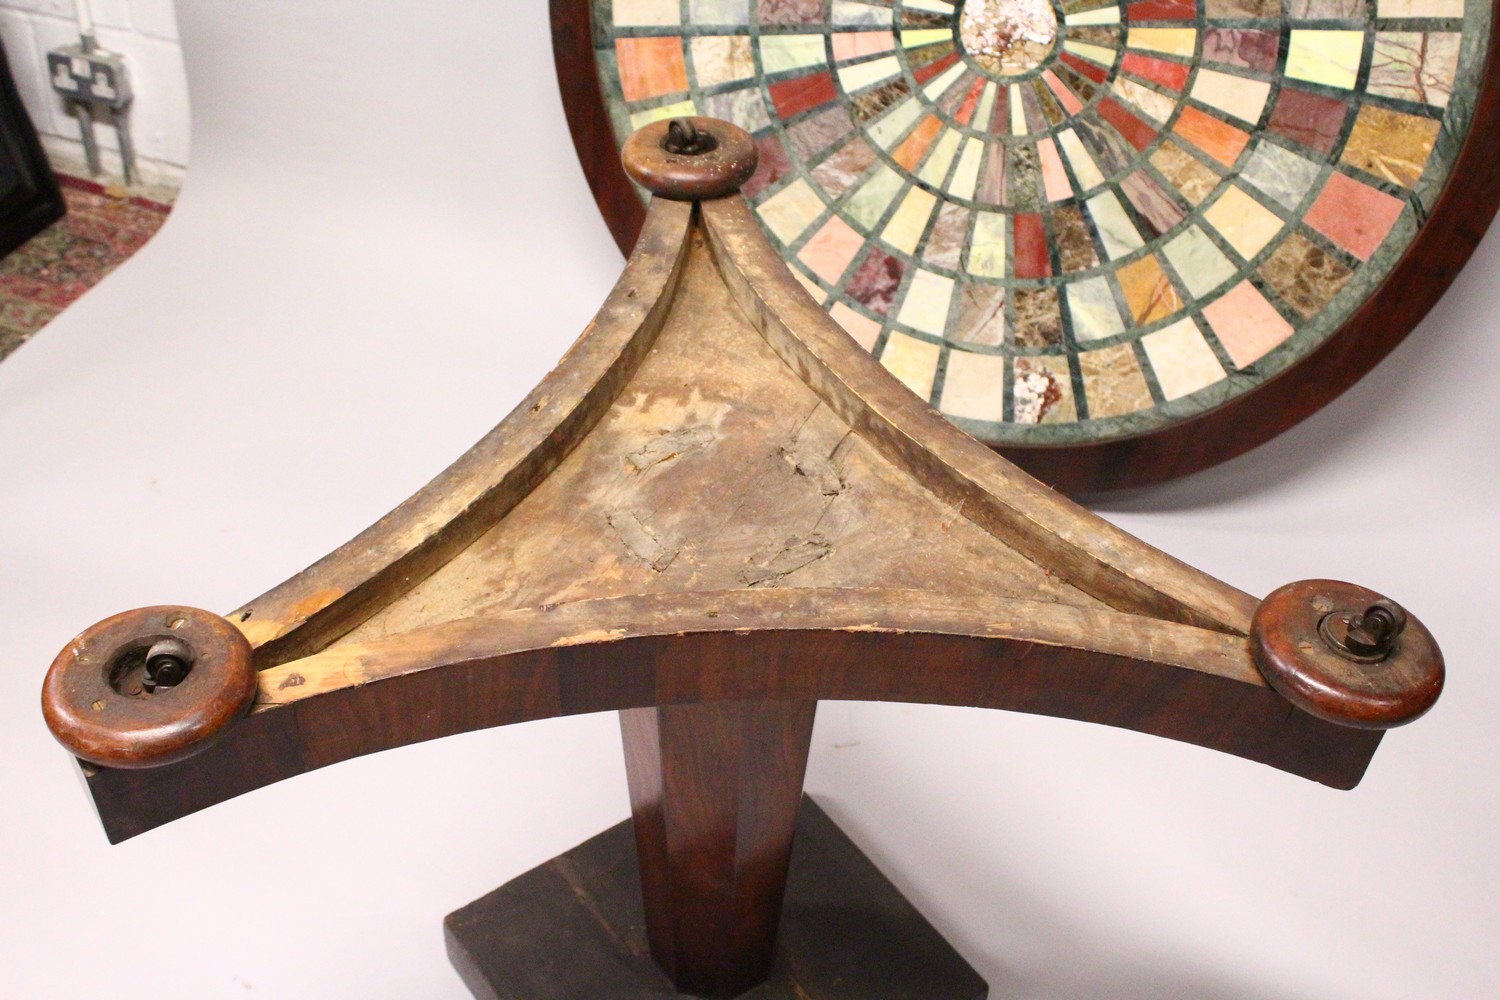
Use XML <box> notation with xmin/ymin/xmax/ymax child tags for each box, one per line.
<box><xmin>590</xmin><ymin>0</ymin><xmax>1486</xmax><ymax>444</ymax></box>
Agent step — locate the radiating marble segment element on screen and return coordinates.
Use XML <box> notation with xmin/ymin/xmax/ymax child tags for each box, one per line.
<box><xmin>812</xmin><ymin>137</ymin><xmax>878</xmax><ymax>198</ymax></box>
<box><xmin>1206</xmin><ymin>0</ymin><xmax>1281</xmax><ymax>15</ymax></box>
<box><xmin>1201</xmin><ymin>280</ymin><xmax>1294</xmax><ymax>366</ymax></box>
<box><xmin>952</xmin><ymin>282</ymin><xmax>1007</xmax><ymax>345</ymax></box>
<box><xmin>845</xmin><ymin>246</ymin><xmax>906</xmax><ymax>314</ymax></box>
<box><xmin>972</xmin><ymin>83</ymin><xmax>999</xmax><ymax>132</ymax></box>
<box><xmin>1163</xmin><ymin>225</ymin><xmax>1237</xmax><ymax>297</ymax></box>
<box><xmin>1128</xmin><ymin>29</ymin><xmax>1197</xmax><ymax>58</ymax></box>
<box><xmin>1066</xmin><ymin>5</ymin><xmax>1123</xmax><ymax>24</ymax></box>
<box><xmin>1202</xmin><ymin>28</ymin><xmax>1280</xmax><ymax>73</ymax></box>
<box><xmin>1008</xmin><ymin>144</ymin><xmax>1043</xmax><ymax>211</ymax></box>
<box><xmin>769</xmin><ymin>69</ymin><xmax>837</xmax><ymax>120</ymax></box>
<box><xmin>853</xmin><ymin>79</ymin><xmax>911</xmax><ymax>121</ymax></box>
<box><xmin>949</xmin><ymin>138</ymin><xmax>986</xmax><ymax>199</ymax></box>
<box><xmin>1239</xmin><ymin>141</ymin><xmax>1320</xmax><ymax>209</ymax></box>
<box><xmin>760</xmin><ymin>0</ymin><xmax>824</xmax><ymax>23</ymax></box>
<box><xmin>902</xmin><ymin>28</ymin><xmax>953</xmax><ymax>50</ymax></box>
<box><xmin>924</xmin><ymin>203</ymin><xmax>971</xmax><ymax>268</ymax></box>
<box><xmin>1117</xmin><ymin>254</ymin><xmax>1184</xmax><ymax>323</ymax></box>
<box><xmin>1369</xmin><ymin>33</ymin><xmax>1460</xmax><ymax>109</ymax></box>
<box><xmin>1054</xmin><ymin>204</ymin><xmax>1102</xmax><ymax>270</ymax></box>
<box><xmin>1098</xmin><ymin>98</ymin><xmax>1159</xmax><ymax>152</ymax></box>
<box><xmin>615</xmin><ymin>0</ymin><xmax>680</xmax><ymax>26</ymax></box>
<box><xmin>1285</xmin><ymin>30</ymin><xmax>1365</xmax><ymax>90</ymax></box>
<box><xmin>1173</xmin><ymin>107</ymin><xmax>1250</xmax><ymax>167</ymax></box>
<box><xmin>897</xmin><ymin>268</ymin><xmax>957</xmax><ymax>334</ymax></box>
<box><xmin>1044</xmin><ymin>72</ymin><xmax>1086</xmax><ymax>115</ymax></box>
<box><xmin>1377</xmin><ymin>0</ymin><xmax>1464</xmax><ymax>16</ymax></box>
<box><xmin>948</xmin><ymin>78</ymin><xmax>986</xmax><ymax>121</ymax></box>
<box><xmin>906</xmin><ymin>0</ymin><xmax>957</xmax><ymax>13</ymax></box>
<box><xmin>1074</xmin><ymin>115</ymin><xmax>1136</xmax><ymax>175</ymax></box>
<box><xmin>1087</xmin><ymin>190</ymin><xmax>1146</xmax><ymax>258</ymax></box>
<box><xmin>745</xmin><ymin>132</ymin><xmax>795</xmax><ymax>197</ymax></box>
<box><xmin>1079</xmin><ymin>344</ymin><xmax>1153</xmax><ymax>418</ymax></box>
<box><xmin>632</xmin><ymin>99</ymin><xmax>698</xmax><ymax>130</ymax></box>
<box><xmin>940</xmin><ymin>350</ymin><xmax>1007</xmax><ymax>421</ymax></box>
<box><xmin>1057</xmin><ymin>129</ymin><xmax>1106</xmax><ymax>190</ymax></box>
<box><xmin>832</xmin><ymin>31</ymin><xmax>897</xmax><ymax>61</ymax></box>
<box><xmin>832</xmin><ymin>1</ymin><xmax>894</xmax><ymax>26</ymax></box>
<box><xmin>702</xmin><ymin>88</ymin><xmax>773</xmax><ymax>133</ymax></box>
<box><xmin>1191</xmin><ymin>69</ymin><xmax>1272</xmax><ymax>125</ymax></box>
<box><xmin>880</xmin><ymin>331</ymin><xmax>943</xmax><ymax>399</ymax></box>
<box><xmin>1009</xmin><ymin>84</ymin><xmax>1029</xmax><ymax>134</ymax></box>
<box><xmin>1120</xmin><ymin>170</ymin><xmax>1186</xmax><ymax>236</ymax></box>
<box><xmin>1014</xmin><ymin>355</ymin><xmax>1077</xmax><ymax>423</ymax></box>
<box><xmin>758</xmin><ymin>178</ymin><xmax>826</xmax><ymax>245</ymax></box>
<box><xmin>798</xmin><ymin>214</ymin><xmax>866</xmax><ymax>283</ymax></box>
<box><xmin>1112</xmin><ymin>78</ymin><xmax>1176</xmax><ymax>125</ymax></box>
<box><xmin>840</xmin><ymin>55</ymin><xmax>903</xmax><ymax>93</ymax></box>
<box><xmin>1203</xmin><ymin>185</ymin><xmax>1285</xmax><ymax>258</ymax></box>
<box><xmin>760</xmin><ymin>34</ymin><xmax>826</xmax><ymax>74</ymax></box>
<box><xmin>1064</xmin><ymin>41</ymin><xmax>1117</xmax><ymax>67</ymax></box>
<box><xmin>1286</xmin><ymin>0</ymin><xmax>1366</xmax><ymax>16</ymax></box>
<box><xmin>1012</xmin><ymin>287</ymin><xmax>1065</xmax><ymax>347</ymax></box>
<box><xmin>1341</xmin><ymin>105</ymin><xmax>1441</xmax><ymax>188</ymax></box>
<box><xmin>969</xmin><ymin>212</ymin><xmax>1008</xmax><ymax>277</ymax></box>
<box><xmin>1258</xmin><ymin>231</ymin><xmax>1353</xmax><ymax>317</ymax></box>
<box><xmin>923</xmin><ymin>63</ymin><xmax>969</xmax><ymax>107</ymax></box>
<box><xmin>1013</xmin><ymin>213</ymin><xmax>1052</xmax><ymax>278</ymax></box>
<box><xmin>1122</xmin><ymin>53</ymin><xmax>1190</xmax><ymax>91</ymax></box>
<box><xmin>893</xmin><ymin>115</ymin><xmax>943</xmax><ymax>169</ymax></box>
<box><xmin>1143</xmin><ymin>318</ymin><xmax>1226</xmax><ymax>399</ymax></box>
<box><xmin>869</xmin><ymin>98</ymin><xmax>924</xmax><ymax>148</ymax></box>
<box><xmin>918</xmin><ymin>129</ymin><xmax>965</xmax><ymax>186</ymax></box>
<box><xmin>691</xmin><ymin>36</ymin><xmax>756</xmax><ymax>85</ymax></box>
<box><xmin>1267</xmin><ymin>87</ymin><xmax>1349</xmax><ymax>155</ymax></box>
<box><xmin>617</xmin><ymin>37</ymin><xmax>689</xmax><ymax>102</ymax></box>
<box><xmin>1305</xmin><ymin>172</ymin><xmax>1406</xmax><ymax>260</ymax></box>
<box><xmin>881</xmin><ymin>186</ymin><xmax>939</xmax><ymax>254</ymax></box>
<box><xmin>787</xmin><ymin>106</ymin><xmax>856</xmax><ymax>160</ymax></box>
<box><xmin>1127</xmin><ymin>0</ymin><xmax>1196</xmax><ymax>18</ymax></box>
<box><xmin>1150</xmin><ymin>142</ymin><xmax>1220</xmax><ymax>205</ymax></box>
<box><xmin>1066</xmin><ymin>276</ymin><xmax>1127</xmax><ymax>340</ymax></box>
<box><xmin>980</xmin><ymin>143</ymin><xmax>1008</xmax><ymax>203</ymax></box>
<box><xmin>830</xmin><ymin>301</ymin><xmax>883</xmax><ymax>349</ymax></box>
<box><xmin>691</xmin><ymin>0</ymin><xmax>751</xmax><ymax>22</ymax></box>
<box><xmin>1037</xmin><ymin>139</ymin><xmax>1074</xmax><ymax>201</ymax></box>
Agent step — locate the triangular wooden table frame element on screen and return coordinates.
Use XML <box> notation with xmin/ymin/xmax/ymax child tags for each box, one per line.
<box><xmin>42</xmin><ymin>119</ymin><xmax>1443</xmax><ymax>999</ymax></box>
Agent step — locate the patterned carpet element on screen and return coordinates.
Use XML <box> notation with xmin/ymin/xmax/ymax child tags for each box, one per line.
<box><xmin>0</xmin><ymin>177</ymin><xmax>172</xmax><ymax>363</ymax></box>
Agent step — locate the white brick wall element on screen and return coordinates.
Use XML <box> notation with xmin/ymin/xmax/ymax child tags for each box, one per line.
<box><xmin>0</xmin><ymin>0</ymin><xmax>187</xmax><ymax>187</ymax></box>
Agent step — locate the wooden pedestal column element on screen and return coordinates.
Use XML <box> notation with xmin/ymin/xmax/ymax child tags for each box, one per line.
<box><xmin>621</xmin><ymin>700</ymin><xmax>816</xmax><ymax>997</ymax></box>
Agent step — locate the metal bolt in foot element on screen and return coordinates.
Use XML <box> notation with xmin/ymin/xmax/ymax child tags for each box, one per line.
<box><xmin>663</xmin><ymin>119</ymin><xmax>717</xmax><ymax>156</ymax></box>
<box><xmin>1319</xmin><ymin>600</ymin><xmax>1407</xmax><ymax>663</ymax></box>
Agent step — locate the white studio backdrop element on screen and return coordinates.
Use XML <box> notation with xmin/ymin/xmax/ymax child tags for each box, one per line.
<box><xmin>0</xmin><ymin>3</ymin><xmax>1495</xmax><ymax>997</ymax></box>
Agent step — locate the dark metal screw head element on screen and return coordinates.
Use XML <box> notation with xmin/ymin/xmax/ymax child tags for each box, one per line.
<box><xmin>144</xmin><ymin>637</ymin><xmax>194</xmax><ymax>691</ymax></box>
<box><xmin>1319</xmin><ymin>599</ymin><xmax>1407</xmax><ymax>663</ymax></box>
<box><xmin>663</xmin><ymin>119</ymin><xmax>717</xmax><ymax>156</ymax></box>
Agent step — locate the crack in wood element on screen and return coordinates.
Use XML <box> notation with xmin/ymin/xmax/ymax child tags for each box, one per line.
<box><xmin>607</xmin><ymin>511</ymin><xmax>682</xmax><ymax>573</ymax></box>
<box><xmin>626</xmin><ymin>426</ymin><xmax>716</xmax><ymax>472</ymax></box>
<box><xmin>741</xmin><ymin>535</ymin><xmax>833</xmax><ymax>588</ymax></box>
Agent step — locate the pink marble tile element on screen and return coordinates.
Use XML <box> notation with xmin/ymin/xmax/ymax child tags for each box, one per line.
<box><xmin>1305</xmin><ymin>172</ymin><xmax>1406</xmax><ymax>261</ymax></box>
<box><xmin>798</xmin><ymin>214</ymin><xmax>865</xmax><ymax>284</ymax></box>
<box><xmin>832</xmin><ymin>31</ymin><xmax>895</xmax><ymax>61</ymax></box>
<box><xmin>1201</xmin><ymin>281</ymin><xmax>1293</xmax><ymax>367</ymax></box>
<box><xmin>1037</xmin><ymin>138</ymin><xmax>1073</xmax><ymax>202</ymax></box>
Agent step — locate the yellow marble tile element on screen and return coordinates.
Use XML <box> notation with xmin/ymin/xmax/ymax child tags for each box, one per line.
<box><xmin>1064</xmin><ymin>40</ymin><xmax>1116</xmax><ymax>66</ymax></box>
<box><xmin>690</xmin><ymin>36</ymin><xmax>754</xmax><ymax>86</ymax></box>
<box><xmin>948</xmin><ymin>138</ymin><xmax>986</xmax><ymax>200</ymax></box>
<box><xmin>901</xmin><ymin>28</ymin><xmax>952</xmax><ymax>48</ymax></box>
<box><xmin>839</xmin><ymin>54</ymin><xmax>901</xmax><ymax>91</ymax></box>
<box><xmin>614</xmin><ymin>0</ymin><xmax>680</xmax><ymax>25</ymax></box>
<box><xmin>1190</xmin><ymin>69</ymin><xmax>1272</xmax><ymax>125</ymax></box>
<box><xmin>757</xmin><ymin>179</ymin><xmax>825</xmax><ymax>245</ymax></box>
<box><xmin>1203</xmin><ymin>186</ymin><xmax>1284</xmax><ymax>259</ymax></box>
<box><xmin>1058</xmin><ymin>128</ymin><xmax>1105</xmax><ymax>189</ymax></box>
<box><xmin>940</xmin><ymin>350</ymin><xmax>1007</xmax><ymax>421</ymax></box>
<box><xmin>1067</xmin><ymin>5</ymin><xmax>1122</xmax><ymax>24</ymax></box>
<box><xmin>969</xmin><ymin>212</ymin><xmax>1008</xmax><ymax>278</ymax></box>
<box><xmin>1285</xmin><ymin>30</ymin><xmax>1365</xmax><ymax>91</ymax></box>
<box><xmin>880</xmin><ymin>331</ymin><xmax>942</xmax><ymax>399</ymax></box>
<box><xmin>897</xmin><ymin>269</ymin><xmax>956</xmax><ymax>334</ymax></box>
<box><xmin>759</xmin><ymin>34</ymin><xmax>826</xmax><ymax>74</ymax></box>
<box><xmin>1129</xmin><ymin>29</ymin><xmax>1197</xmax><ymax>58</ymax></box>
<box><xmin>881</xmin><ymin>186</ymin><xmax>939</xmax><ymax>254</ymax></box>
<box><xmin>1143</xmin><ymin>318</ymin><xmax>1225</xmax><ymax>400</ymax></box>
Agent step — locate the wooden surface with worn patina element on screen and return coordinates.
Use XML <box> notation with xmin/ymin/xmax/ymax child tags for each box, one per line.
<box><xmin>41</xmin><ymin>117</ymin><xmax>1443</xmax><ymax>999</ymax></box>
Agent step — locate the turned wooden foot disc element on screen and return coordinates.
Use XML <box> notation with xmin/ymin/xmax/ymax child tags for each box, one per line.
<box><xmin>42</xmin><ymin>606</ymin><xmax>257</xmax><ymax>768</ymax></box>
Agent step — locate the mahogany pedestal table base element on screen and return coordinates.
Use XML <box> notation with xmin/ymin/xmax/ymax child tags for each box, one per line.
<box><xmin>41</xmin><ymin>118</ymin><xmax>1444</xmax><ymax>999</ymax></box>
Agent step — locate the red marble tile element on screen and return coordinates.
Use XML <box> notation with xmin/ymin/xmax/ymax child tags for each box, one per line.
<box><xmin>1043</xmin><ymin>71</ymin><xmax>1085</xmax><ymax>114</ymax></box>
<box><xmin>1268</xmin><ymin>87</ymin><xmax>1350</xmax><ymax>156</ymax></box>
<box><xmin>1014</xmin><ymin>214</ymin><xmax>1052</xmax><ymax>278</ymax></box>
<box><xmin>1061</xmin><ymin>52</ymin><xmax>1110</xmax><ymax>84</ymax></box>
<box><xmin>912</xmin><ymin>51</ymin><xmax>960</xmax><ymax>85</ymax></box>
<box><xmin>770</xmin><ymin>71</ymin><xmax>838</xmax><ymax>118</ymax></box>
<box><xmin>1305</xmin><ymin>172</ymin><xmax>1406</xmax><ymax>261</ymax></box>
<box><xmin>1122</xmin><ymin>52</ymin><xmax>1190</xmax><ymax>92</ymax></box>
<box><xmin>616</xmin><ymin>37</ymin><xmax>688</xmax><ymax>102</ymax></box>
<box><xmin>1173</xmin><ymin>107</ymin><xmax>1250</xmax><ymax>166</ymax></box>
<box><xmin>954</xmin><ymin>78</ymin><xmax>987</xmax><ymax>125</ymax></box>
<box><xmin>1128</xmin><ymin>0</ymin><xmax>1196</xmax><ymax>18</ymax></box>
<box><xmin>844</xmin><ymin>247</ymin><xmax>906</xmax><ymax>315</ymax></box>
<box><xmin>990</xmin><ymin>86</ymin><xmax>1011</xmax><ymax>133</ymax></box>
<box><xmin>1098</xmin><ymin>98</ymin><xmax>1159</xmax><ymax>151</ymax></box>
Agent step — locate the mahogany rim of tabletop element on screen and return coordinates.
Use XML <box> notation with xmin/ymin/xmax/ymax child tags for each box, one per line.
<box><xmin>548</xmin><ymin>0</ymin><xmax>1500</xmax><ymax>496</ymax></box>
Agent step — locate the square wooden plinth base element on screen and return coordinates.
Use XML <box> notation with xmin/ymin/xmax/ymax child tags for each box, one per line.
<box><xmin>444</xmin><ymin>796</ymin><xmax>989</xmax><ymax>999</ymax></box>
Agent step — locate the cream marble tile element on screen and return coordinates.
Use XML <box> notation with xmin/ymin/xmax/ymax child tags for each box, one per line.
<box><xmin>757</xmin><ymin>178</ymin><xmax>825</xmax><ymax>244</ymax></box>
<box><xmin>839</xmin><ymin>54</ymin><xmax>902</xmax><ymax>91</ymax></box>
<box><xmin>897</xmin><ymin>269</ymin><xmax>957</xmax><ymax>334</ymax></box>
<box><xmin>1285</xmin><ymin>30</ymin><xmax>1365</xmax><ymax>90</ymax></box>
<box><xmin>1058</xmin><ymin>128</ymin><xmax>1105</xmax><ymax>190</ymax></box>
<box><xmin>969</xmin><ymin>212</ymin><xmax>1008</xmax><ymax>277</ymax></box>
<box><xmin>1377</xmin><ymin>0</ymin><xmax>1463</xmax><ymax>16</ymax></box>
<box><xmin>1067</xmin><ymin>5</ymin><xmax>1122</xmax><ymax>24</ymax></box>
<box><xmin>691</xmin><ymin>36</ymin><xmax>755</xmax><ymax>86</ymax></box>
<box><xmin>881</xmin><ymin>186</ymin><xmax>939</xmax><ymax>253</ymax></box>
<box><xmin>845</xmin><ymin>165</ymin><xmax>905</xmax><ymax>229</ymax></box>
<box><xmin>690</xmin><ymin>0</ymin><xmax>750</xmax><ymax>21</ymax></box>
<box><xmin>918</xmin><ymin>130</ymin><xmax>964</xmax><ymax>186</ymax></box>
<box><xmin>869</xmin><ymin>98</ymin><xmax>924</xmax><ymax>147</ymax></box>
<box><xmin>1191</xmin><ymin>69</ymin><xmax>1272</xmax><ymax>125</ymax></box>
<box><xmin>940</xmin><ymin>350</ymin><xmax>1008</xmax><ymax>421</ymax></box>
<box><xmin>1064</xmin><ymin>40</ymin><xmax>1116</xmax><ymax>66</ymax></box>
<box><xmin>1066</xmin><ymin>276</ymin><xmax>1126</xmax><ymax>341</ymax></box>
<box><xmin>880</xmin><ymin>331</ymin><xmax>942</xmax><ymax>399</ymax></box>
<box><xmin>1129</xmin><ymin>29</ymin><xmax>1197</xmax><ymax>58</ymax></box>
<box><xmin>1087</xmin><ymin>190</ymin><xmax>1145</xmax><ymax>259</ymax></box>
<box><xmin>615</xmin><ymin>0</ymin><xmax>680</xmax><ymax>25</ymax></box>
<box><xmin>631</xmin><ymin>99</ymin><xmax>698</xmax><ymax>130</ymax></box>
<box><xmin>1143</xmin><ymin>318</ymin><xmax>1225</xmax><ymax>400</ymax></box>
<box><xmin>760</xmin><ymin>34</ymin><xmax>827</xmax><ymax>74</ymax></box>
<box><xmin>832</xmin><ymin>1</ymin><xmax>894</xmax><ymax>25</ymax></box>
<box><xmin>949</xmin><ymin>138</ymin><xmax>986</xmax><ymax>199</ymax></box>
<box><xmin>1203</xmin><ymin>185</ymin><xmax>1284</xmax><ymax>259</ymax></box>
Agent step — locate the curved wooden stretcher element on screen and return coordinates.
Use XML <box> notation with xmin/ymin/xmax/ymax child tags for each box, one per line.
<box><xmin>42</xmin><ymin>119</ymin><xmax>1443</xmax><ymax>999</ymax></box>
